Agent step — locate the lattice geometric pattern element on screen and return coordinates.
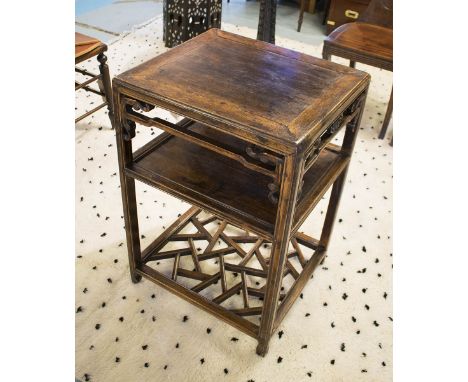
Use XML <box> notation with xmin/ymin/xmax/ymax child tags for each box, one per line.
<box><xmin>141</xmin><ymin>207</ymin><xmax>321</xmax><ymax>325</ymax></box>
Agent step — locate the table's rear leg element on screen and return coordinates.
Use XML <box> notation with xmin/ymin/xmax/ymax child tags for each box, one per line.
<box><xmin>319</xmin><ymin>91</ymin><xmax>368</xmax><ymax>254</ymax></box>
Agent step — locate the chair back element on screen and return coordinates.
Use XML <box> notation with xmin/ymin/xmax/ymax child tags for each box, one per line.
<box><xmin>360</xmin><ymin>0</ymin><xmax>393</xmax><ymax>29</ymax></box>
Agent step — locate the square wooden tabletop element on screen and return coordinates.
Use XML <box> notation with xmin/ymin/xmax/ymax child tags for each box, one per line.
<box><xmin>115</xmin><ymin>29</ymin><xmax>369</xmax><ymax>148</ymax></box>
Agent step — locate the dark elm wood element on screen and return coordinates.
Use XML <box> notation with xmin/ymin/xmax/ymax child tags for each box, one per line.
<box><xmin>323</xmin><ymin>0</ymin><xmax>392</xmax><ymax>140</ymax></box>
<box><xmin>141</xmin><ymin>206</ymin><xmax>200</xmax><ymax>262</ymax></box>
<box><xmin>126</xmin><ymin>122</ymin><xmax>349</xmax><ymax>238</ymax></box>
<box><xmin>255</xmin><ymin>151</ymin><xmax>303</xmax><ymax>356</ymax></box>
<box><xmin>113</xmin><ymin>29</ymin><xmax>369</xmax><ymax>355</ymax></box>
<box><xmin>275</xmin><ymin>91</ymin><xmax>367</xmax><ymax>333</ymax></box>
<box><xmin>75</xmin><ymin>32</ymin><xmax>114</xmax><ymax>124</ymax></box>
<box><xmin>115</xmin><ymin>29</ymin><xmax>367</xmax><ymax>152</ymax></box>
<box><xmin>114</xmin><ymin>88</ymin><xmax>142</xmax><ymax>283</ymax></box>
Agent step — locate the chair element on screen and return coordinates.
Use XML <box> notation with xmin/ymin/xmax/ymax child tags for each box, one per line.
<box><xmin>322</xmin><ymin>0</ymin><xmax>392</xmax><ymax>140</ymax></box>
<box><xmin>75</xmin><ymin>32</ymin><xmax>113</xmax><ymax>124</ymax></box>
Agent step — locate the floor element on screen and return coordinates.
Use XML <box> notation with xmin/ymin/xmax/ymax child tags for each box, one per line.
<box><xmin>76</xmin><ymin>0</ymin><xmax>327</xmax><ymax>45</ymax></box>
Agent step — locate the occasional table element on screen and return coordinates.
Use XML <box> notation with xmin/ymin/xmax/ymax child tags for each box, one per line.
<box><xmin>113</xmin><ymin>29</ymin><xmax>369</xmax><ymax>356</ymax></box>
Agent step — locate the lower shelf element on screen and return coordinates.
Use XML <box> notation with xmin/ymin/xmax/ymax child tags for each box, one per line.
<box><xmin>126</xmin><ymin>121</ymin><xmax>349</xmax><ymax>238</ymax></box>
<box><xmin>137</xmin><ymin>207</ymin><xmax>326</xmax><ymax>339</ymax></box>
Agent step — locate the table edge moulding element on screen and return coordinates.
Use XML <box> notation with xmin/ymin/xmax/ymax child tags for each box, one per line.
<box><xmin>114</xmin><ymin>29</ymin><xmax>369</xmax><ymax>152</ymax></box>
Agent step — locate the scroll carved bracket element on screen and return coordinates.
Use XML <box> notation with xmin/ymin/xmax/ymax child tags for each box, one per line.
<box><xmin>246</xmin><ymin>144</ymin><xmax>283</xmax><ymax>205</ymax></box>
<box><xmin>122</xmin><ymin>119</ymin><xmax>136</xmax><ymax>141</ymax></box>
<box><xmin>245</xmin><ymin>144</ymin><xmax>282</xmax><ymax>167</ymax></box>
<box><xmin>267</xmin><ymin>182</ymin><xmax>279</xmax><ymax>204</ymax></box>
<box><xmin>346</xmin><ymin>93</ymin><xmax>365</xmax><ymax>132</ymax></box>
<box><xmin>303</xmin><ymin>91</ymin><xmax>366</xmax><ymax>164</ymax></box>
<box><xmin>121</xmin><ymin>98</ymin><xmax>155</xmax><ymax>141</ymax></box>
<box><xmin>124</xmin><ymin>98</ymin><xmax>155</xmax><ymax>113</ymax></box>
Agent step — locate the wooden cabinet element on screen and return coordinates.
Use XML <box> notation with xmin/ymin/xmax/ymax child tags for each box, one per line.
<box><xmin>326</xmin><ymin>0</ymin><xmax>370</xmax><ymax>34</ymax></box>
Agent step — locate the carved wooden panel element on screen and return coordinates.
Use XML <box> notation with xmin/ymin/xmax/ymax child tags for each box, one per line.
<box><xmin>257</xmin><ymin>0</ymin><xmax>277</xmax><ymax>44</ymax></box>
<box><xmin>163</xmin><ymin>0</ymin><xmax>222</xmax><ymax>47</ymax></box>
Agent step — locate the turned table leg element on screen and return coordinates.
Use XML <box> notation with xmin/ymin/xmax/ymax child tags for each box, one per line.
<box><xmin>97</xmin><ymin>52</ymin><xmax>114</xmax><ymax>128</ymax></box>
<box><xmin>256</xmin><ymin>154</ymin><xmax>303</xmax><ymax>356</ymax></box>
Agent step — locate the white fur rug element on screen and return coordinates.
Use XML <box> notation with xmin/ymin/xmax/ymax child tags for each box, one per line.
<box><xmin>76</xmin><ymin>16</ymin><xmax>393</xmax><ymax>382</ymax></box>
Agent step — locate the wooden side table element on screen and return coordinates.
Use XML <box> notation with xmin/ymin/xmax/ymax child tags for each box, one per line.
<box><xmin>113</xmin><ymin>29</ymin><xmax>369</xmax><ymax>356</ymax></box>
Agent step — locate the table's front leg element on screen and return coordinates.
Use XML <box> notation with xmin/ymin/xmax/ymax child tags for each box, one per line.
<box><xmin>256</xmin><ymin>153</ymin><xmax>303</xmax><ymax>356</ymax></box>
<box><xmin>113</xmin><ymin>87</ymin><xmax>142</xmax><ymax>283</ymax></box>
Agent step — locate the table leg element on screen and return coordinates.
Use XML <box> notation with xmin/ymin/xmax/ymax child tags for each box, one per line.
<box><xmin>320</xmin><ymin>92</ymin><xmax>367</xmax><ymax>250</ymax></box>
<box><xmin>256</xmin><ymin>154</ymin><xmax>302</xmax><ymax>356</ymax></box>
<box><xmin>297</xmin><ymin>0</ymin><xmax>305</xmax><ymax>32</ymax></box>
<box><xmin>319</xmin><ymin>167</ymin><xmax>346</xmax><ymax>251</ymax></box>
<box><xmin>378</xmin><ymin>86</ymin><xmax>393</xmax><ymax>139</ymax></box>
<box><xmin>113</xmin><ymin>89</ymin><xmax>142</xmax><ymax>283</ymax></box>
<box><xmin>97</xmin><ymin>52</ymin><xmax>114</xmax><ymax>129</ymax></box>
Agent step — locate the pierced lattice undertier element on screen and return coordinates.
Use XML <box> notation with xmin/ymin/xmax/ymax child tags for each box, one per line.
<box><xmin>137</xmin><ymin>206</ymin><xmax>326</xmax><ymax>338</ymax></box>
